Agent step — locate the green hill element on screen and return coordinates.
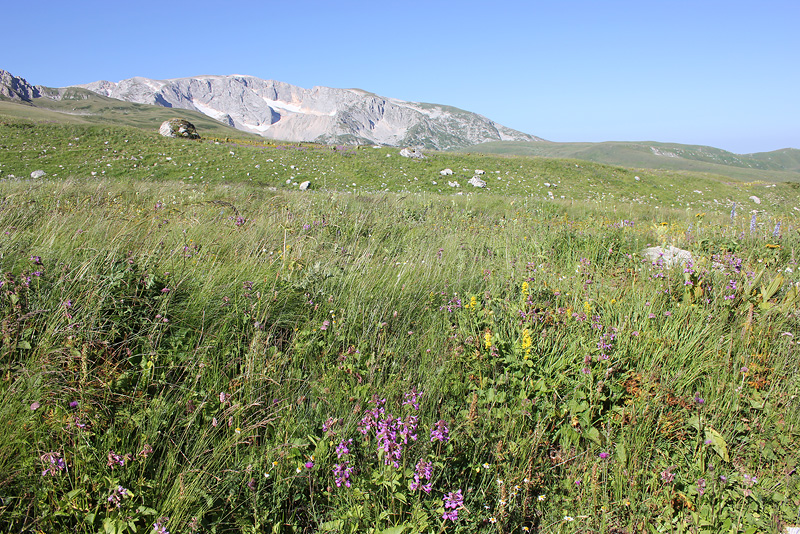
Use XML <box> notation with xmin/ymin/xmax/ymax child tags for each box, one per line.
<box><xmin>0</xmin><ymin>87</ymin><xmax>262</xmax><ymax>140</ymax></box>
<box><xmin>460</xmin><ymin>141</ymin><xmax>800</xmax><ymax>183</ymax></box>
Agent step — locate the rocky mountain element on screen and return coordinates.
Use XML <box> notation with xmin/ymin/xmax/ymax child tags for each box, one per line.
<box><xmin>0</xmin><ymin>69</ymin><xmax>94</xmax><ymax>103</ymax></box>
<box><xmin>0</xmin><ymin>69</ymin><xmax>45</xmax><ymax>101</ymax></box>
<box><xmin>75</xmin><ymin>74</ymin><xmax>543</xmax><ymax>149</ymax></box>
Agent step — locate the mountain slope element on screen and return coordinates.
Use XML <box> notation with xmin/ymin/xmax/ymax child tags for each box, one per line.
<box><xmin>76</xmin><ymin>74</ymin><xmax>542</xmax><ymax>149</ymax></box>
<box><xmin>462</xmin><ymin>140</ymin><xmax>800</xmax><ymax>182</ymax></box>
<box><xmin>0</xmin><ymin>70</ymin><xmax>262</xmax><ymax>139</ymax></box>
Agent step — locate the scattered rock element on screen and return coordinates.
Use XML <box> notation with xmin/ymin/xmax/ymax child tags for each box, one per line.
<box><xmin>440</xmin><ymin>168</ymin><xmax>454</xmax><ymax>176</ymax></box>
<box><xmin>158</xmin><ymin>118</ymin><xmax>200</xmax><ymax>139</ymax></box>
<box><xmin>399</xmin><ymin>148</ymin><xmax>425</xmax><ymax>159</ymax></box>
<box><xmin>474</xmin><ymin>169</ymin><xmax>485</xmax><ymax>175</ymax></box>
<box><xmin>448</xmin><ymin>181</ymin><xmax>460</xmax><ymax>188</ymax></box>
<box><xmin>749</xmin><ymin>195</ymin><xmax>761</xmax><ymax>204</ymax></box>
<box><xmin>299</xmin><ymin>181</ymin><xmax>311</xmax><ymax>191</ymax></box>
<box><xmin>468</xmin><ymin>176</ymin><xmax>486</xmax><ymax>188</ymax></box>
<box><xmin>30</xmin><ymin>170</ymin><xmax>46</xmax><ymax>179</ymax></box>
<box><xmin>641</xmin><ymin>245</ymin><xmax>693</xmax><ymax>268</ymax></box>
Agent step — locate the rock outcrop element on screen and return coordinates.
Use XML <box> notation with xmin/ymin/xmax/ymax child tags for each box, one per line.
<box><xmin>158</xmin><ymin>119</ymin><xmax>200</xmax><ymax>139</ymax></box>
<box><xmin>76</xmin><ymin>74</ymin><xmax>545</xmax><ymax>149</ymax></box>
<box><xmin>641</xmin><ymin>246</ymin><xmax>693</xmax><ymax>268</ymax></box>
<box><xmin>0</xmin><ymin>69</ymin><xmax>43</xmax><ymax>101</ymax></box>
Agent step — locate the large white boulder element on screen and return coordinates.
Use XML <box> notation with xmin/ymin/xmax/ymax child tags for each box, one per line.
<box><xmin>468</xmin><ymin>176</ymin><xmax>486</xmax><ymax>188</ymax></box>
<box><xmin>641</xmin><ymin>245</ymin><xmax>693</xmax><ymax>268</ymax></box>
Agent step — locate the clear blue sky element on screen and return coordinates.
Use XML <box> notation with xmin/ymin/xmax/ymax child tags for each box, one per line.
<box><xmin>3</xmin><ymin>0</ymin><xmax>798</xmax><ymax>153</ymax></box>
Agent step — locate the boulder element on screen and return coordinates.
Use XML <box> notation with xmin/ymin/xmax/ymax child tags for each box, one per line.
<box><xmin>749</xmin><ymin>195</ymin><xmax>761</xmax><ymax>204</ymax></box>
<box><xmin>158</xmin><ymin>118</ymin><xmax>200</xmax><ymax>139</ymax></box>
<box><xmin>299</xmin><ymin>181</ymin><xmax>311</xmax><ymax>191</ymax></box>
<box><xmin>440</xmin><ymin>168</ymin><xmax>454</xmax><ymax>176</ymax></box>
<box><xmin>30</xmin><ymin>170</ymin><xmax>47</xmax><ymax>179</ymax></box>
<box><xmin>399</xmin><ymin>148</ymin><xmax>425</xmax><ymax>159</ymax></box>
<box><xmin>641</xmin><ymin>245</ymin><xmax>693</xmax><ymax>268</ymax></box>
<box><xmin>468</xmin><ymin>176</ymin><xmax>486</xmax><ymax>188</ymax></box>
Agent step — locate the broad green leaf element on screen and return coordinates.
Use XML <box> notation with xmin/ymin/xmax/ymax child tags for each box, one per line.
<box><xmin>704</xmin><ymin>427</ymin><xmax>729</xmax><ymax>462</ymax></box>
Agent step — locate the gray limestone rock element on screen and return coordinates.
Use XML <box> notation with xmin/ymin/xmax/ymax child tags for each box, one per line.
<box><xmin>159</xmin><ymin>119</ymin><xmax>200</xmax><ymax>139</ymax></box>
<box><xmin>399</xmin><ymin>148</ymin><xmax>425</xmax><ymax>159</ymax></box>
<box><xmin>468</xmin><ymin>176</ymin><xmax>486</xmax><ymax>188</ymax></box>
<box><xmin>30</xmin><ymin>170</ymin><xmax>47</xmax><ymax>179</ymax></box>
<box><xmin>641</xmin><ymin>245</ymin><xmax>693</xmax><ymax>268</ymax></box>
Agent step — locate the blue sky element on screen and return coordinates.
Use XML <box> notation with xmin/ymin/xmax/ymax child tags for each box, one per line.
<box><xmin>3</xmin><ymin>0</ymin><xmax>798</xmax><ymax>153</ymax></box>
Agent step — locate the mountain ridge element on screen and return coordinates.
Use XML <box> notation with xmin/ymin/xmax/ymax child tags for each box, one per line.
<box><xmin>461</xmin><ymin>140</ymin><xmax>800</xmax><ymax>182</ymax></box>
<box><xmin>75</xmin><ymin>74</ymin><xmax>543</xmax><ymax>150</ymax></box>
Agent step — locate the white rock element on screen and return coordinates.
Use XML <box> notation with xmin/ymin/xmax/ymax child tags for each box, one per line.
<box><xmin>641</xmin><ymin>246</ymin><xmax>693</xmax><ymax>268</ymax></box>
<box><xmin>440</xmin><ymin>168</ymin><xmax>454</xmax><ymax>176</ymax></box>
<box><xmin>468</xmin><ymin>176</ymin><xmax>486</xmax><ymax>188</ymax></box>
<box><xmin>749</xmin><ymin>195</ymin><xmax>761</xmax><ymax>204</ymax></box>
<box><xmin>30</xmin><ymin>170</ymin><xmax>46</xmax><ymax>179</ymax></box>
<box><xmin>400</xmin><ymin>148</ymin><xmax>425</xmax><ymax>159</ymax></box>
<box><xmin>448</xmin><ymin>181</ymin><xmax>460</xmax><ymax>188</ymax></box>
<box><xmin>299</xmin><ymin>181</ymin><xmax>311</xmax><ymax>191</ymax></box>
<box><xmin>635</xmin><ymin>176</ymin><xmax>640</xmax><ymax>181</ymax></box>
<box><xmin>474</xmin><ymin>169</ymin><xmax>485</xmax><ymax>175</ymax></box>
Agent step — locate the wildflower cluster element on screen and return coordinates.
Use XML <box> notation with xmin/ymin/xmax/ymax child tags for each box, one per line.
<box><xmin>442</xmin><ymin>489</ymin><xmax>464</xmax><ymax>521</ymax></box>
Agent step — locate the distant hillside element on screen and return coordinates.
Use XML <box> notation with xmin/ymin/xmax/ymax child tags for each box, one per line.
<box><xmin>0</xmin><ymin>69</ymin><xmax>262</xmax><ymax>139</ymax></box>
<box><xmin>461</xmin><ymin>141</ymin><xmax>800</xmax><ymax>182</ymax></box>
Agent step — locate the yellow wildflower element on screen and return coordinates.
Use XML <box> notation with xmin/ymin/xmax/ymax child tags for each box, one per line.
<box><xmin>484</xmin><ymin>331</ymin><xmax>492</xmax><ymax>349</ymax></box>
<box><xmin>521</xmin><ymin>329</ymin><xmax>532</xmax><ymax>359</ymax></box>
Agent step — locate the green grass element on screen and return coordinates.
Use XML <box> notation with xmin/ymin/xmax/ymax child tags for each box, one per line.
<box><xmin>1</xmin><ymin>116</ymin><xmax>799</xmax><ymax>533</ymax></box>
<box><xmin>0</xmin><ymin>90</ymin><xmax>264</xmax><ymax>140</ymax></box>
<box><xmin>462</xmin><ymin>141</ymin><xmax>800</xmax><ymax>183</ymax></box>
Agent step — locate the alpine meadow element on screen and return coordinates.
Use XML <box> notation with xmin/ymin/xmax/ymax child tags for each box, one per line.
<box><xmin>1</xmin><ymin>109</ymin><xmax>800</xmax><ymax>534</ymax></box>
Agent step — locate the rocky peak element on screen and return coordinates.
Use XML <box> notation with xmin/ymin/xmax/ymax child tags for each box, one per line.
<box><xmin>0</xmin><ymin>69</ymin><xmax>43</xmax><ymax>101</ymax></box>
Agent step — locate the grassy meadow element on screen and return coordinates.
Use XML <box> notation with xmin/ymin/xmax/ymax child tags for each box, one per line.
<box><xmin>1</xmin><ymin>116</ymin><xmax>800</xmax><ymax>533</ymax></box>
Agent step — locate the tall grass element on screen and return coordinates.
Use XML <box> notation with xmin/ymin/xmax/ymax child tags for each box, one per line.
<box><xmin>1</xmin><ymin>146</ymin><xmax>799</xmax><ymax>531</ymax></box>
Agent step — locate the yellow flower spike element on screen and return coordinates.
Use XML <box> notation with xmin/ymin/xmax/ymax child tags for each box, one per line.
<box><xmin>484</xmin><ymin>332</ymin><xmax>492</xmax><ymax>349</ymax></box>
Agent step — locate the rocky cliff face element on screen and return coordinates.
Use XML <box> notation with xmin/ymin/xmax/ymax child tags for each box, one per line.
<box><xmin>1</xmin><ymin>70</ymin><xmax>91</xmax><ymax>102</ymax></box>
<box><xmin>77</xmin><ymin>74</ymin><xmax>543</xmax><ymax>149</ymax></box>
<box><xmin>0</xmin><ymin>69</ymin><xmax>44</xmax><ymax>101</ymax></box>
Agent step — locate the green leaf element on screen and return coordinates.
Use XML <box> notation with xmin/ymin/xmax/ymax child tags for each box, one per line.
<box><xmin>18</xmin><ymin>340</ymin><xmax>31</xmax><ymax>350</ymax></box>
<box><xmin>616</xmin><ymin>440</ymin><xmax>627</xmax><ymax>464</ymax></box>
<box><xmin>704</xmin><ymin>427</ymin><xmax>729</xmax><ymax>462</ymax></box>
<box><xmin>379</xmin><ymin>526</ymin><xmax>407</xmax><ymax>534</ymax></box>
<box><xmin>586</xmin><ymin>426</ymin><xmax>601</xmax><ymax>445</ymax></box>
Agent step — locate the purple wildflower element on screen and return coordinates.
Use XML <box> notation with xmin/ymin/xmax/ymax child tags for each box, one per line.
<box><xmin>107</xmin><ymin>450</ymin><xmax>129</xmax><ymax>468</ymax></box>
<box><xmin>599</xmin><ymin>452</ymin><xmax>610</xmax><ymax>460</ymax></box>
<box><xmin>409</xmin><ymin>459</ymin><xmax>433</xmax><ymax>493</ymax></box>
<box><xmin>41</xmin><ymin>451</ymin><xmax>66</xmax><ymax>476</ymax></box>
<box><xmin>333</xmin><ymin>461</ymin><xmax>353</xmax><ymax>487</ymax></box>
<box><xmin>442</xmin><ymin>489</ymin><xmax>463</xmax><ymax>521</ymax></box>
<box><xmin>661</xmin><ymin>467</ymin><xmax>675</xmax><ymax>484</ymax></box>
<box><xmin>335</xmin><ymin>439</ymin><xmax>352</xmax><ymax>459</ymax></box>
<box><xmin>697</xmin><ymin>478</ymin><xmax>706</xmax><ymax>496</ymax></box>
<box><xmin>108</xmin><ymin>485</ymin><xmax>131</xmax><ymax>508</ymax></box>
<box><xmin>430</xmin><ymin>420</ymin><xmax>449</xmax><ymax>443</ymax></box>
<box><xmin>153</xmin><ymin>517</ymin><xmax>170</xmax><ymax>534</ymax></box>
<box><xmin>403</xmin><ymin>388</ymin><xmax>421</xmax><ymax>410</ymax></box>
<box><xmin>30</xmin><ymin>255</ymin><xmax>42</xmax><ymax>265</ymax></box>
